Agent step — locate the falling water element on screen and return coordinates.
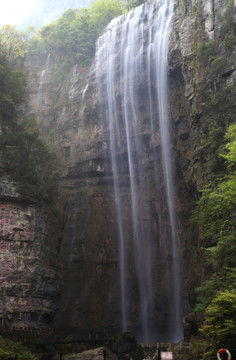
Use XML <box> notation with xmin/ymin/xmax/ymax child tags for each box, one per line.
<box><xmin>37</xmin><ymin>53</ymin><xmax>51</xmax><ymax>109</ymax></box>
<box><xmin>68</xmin><ymin>64</ymin><xmax>79</xmax><ymax>103</ymax></box>
<box><xmin>95</xmin><ymin>0</ymin><xmax>182</xmax><ymax>342</ymax></box>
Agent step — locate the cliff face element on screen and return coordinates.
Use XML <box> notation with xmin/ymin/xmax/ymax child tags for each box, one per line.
<box><xmin>2</xmin><ymin>0</ymin><xmax>235</xmax><ymax>340</ymax></box>
<box><xmin>170</xmin><ymin>0</ymin><xmax>236</xmax><ymax>190</ymax></box>
<box><xmin>0</xmin><ymin>176</ymin><xmax>60</xmax><ymax>331</ymax></box>
<box><xmin>168</xmin><ymin>0</ymin><xmax>236</xmax><ymax>305</ymax></box>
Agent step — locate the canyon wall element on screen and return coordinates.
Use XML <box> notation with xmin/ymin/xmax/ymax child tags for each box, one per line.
<box><xmin>0</xmin><ymin>176</ymin><xmax>61</xmax><ymax>331</ymax></box>
<box><xmin>169</xmin><ymin>0</ymin><xmax>236</xmax><ymax>307</ymax></box>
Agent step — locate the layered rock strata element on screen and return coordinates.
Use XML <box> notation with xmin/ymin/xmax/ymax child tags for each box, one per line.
<box><xmin>0</xmin><ymin>177</ymin><xmax>60</xmax><ymax>331</ymax></box>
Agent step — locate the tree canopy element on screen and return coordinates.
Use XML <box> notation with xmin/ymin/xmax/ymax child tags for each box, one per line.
<box><xmin>194</xmin><ymin>123</ymin><xmax>236</xmax><ymax>351</ymax></box>
<box><xmin>0</xmin><ymin>39</ymin><xmax>60</xmax><ymax>204</ymax></box>
<box><xmin>0</xmin><ymin>60</ymin><xmax>27</xmax><ymax>127</ymax></box>
<box><xmin>0</xmin><ymin>336</ymin><xmax>37</xmax><ymax>360</ymax></box>
<box><xmin>27</xmin><ymin>0</ymin><xmax>127</xmax><ymax>62</ymax></box>
<box><xmin>0</xmin><ymin>25</ymin><xmax>25</xmax><ymax>62</ymax></box>
<box><xmin>0</xmin><ymin>0</ymin><xmax>146</xmax><ymax>64</ymax></box>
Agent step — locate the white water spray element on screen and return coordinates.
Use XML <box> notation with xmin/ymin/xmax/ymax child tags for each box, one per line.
<box><xmin>37</xmin><ymin>53</ymin><xmax>51</xmax><ymax>109</ymax></box>
<box><xmin>95</xmin><ymin>0</ymin><xmax>182</xmax><ymax>342</ymax></box>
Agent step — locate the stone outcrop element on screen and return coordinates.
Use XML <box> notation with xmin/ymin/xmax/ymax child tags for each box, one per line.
<box><xmin>66</xmin><ymin>333</ymin><xmax>144</xmax><ymax>360</ymax></box>
<box><xmin>67</xmin><ymin>347</ymin><xmax>116</xmax><ymax>360</ymax></box>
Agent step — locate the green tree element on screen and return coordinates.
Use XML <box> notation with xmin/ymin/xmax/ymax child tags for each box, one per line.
<box><xmin>0</xmin><ymin>25</ymin><xmax>25</xmax><ymax>62</ymax></box>
<box><xmin>195</xmin><ymin>123</ymin><xmax>236</xmax><ymax>267</ymax></box>
<box><xmin>2</xmin><ymin>116</ymin><xmax>60</xmax><ymax>201</ymax></box>
<box><xmin>89</xmin><ymin>0</ymin><xmax>126</xmax><ymax>34</ymax></box>
<box><xmin>45</xmin><ymin>9</ymin><xmax>77</xmax><ymax>53</ymax></box>
<box><xmin>0</xmin><ymin>51</ymin><xmax>60</xmax><ymax>203</ymax></box>
<box><xmin>68</xmin><ymin>8</ymin><xmax>95</xmax><ymax>61</ymax></box>
<box><xmin>195</xmin><ymin>268</ymin><xmax>236</xmax><ymax>313</ymax></box>
<box><xmin>20</xmin><ymin>25</ymin><xmax>37</xmax><ymax>42</ymax></box>
<box><xmin>201</xmin><ymin>290</ymin><xmax>236</xmax><ymax>348</ymax></box>
<box><xmin>27</xmin><ymin>0</ymin><xmax>127</xmax><ymax>61</ymax></box>
<box><xmin>222</xmin><ymin>123</ymin><xmax>236</xmax><ymax>165</ymax></box>
<box><xmin>0</xmin><ymin>335</ymin><xmax>37</xmax><ymax>360</ymax></box>
<box><xmin>0</xmin><ymin>62</ymin><xmax>27</xmax><ymax>127</ymax></box>
<box><xmin>194</xmin><ymin>123</ymin><xmax>236</xmax><ymax>349</ymax></box>
<box><xmin>125</xmin><ymin>0</ymin><xmax>147</xmax><ymax>11</ymax></box>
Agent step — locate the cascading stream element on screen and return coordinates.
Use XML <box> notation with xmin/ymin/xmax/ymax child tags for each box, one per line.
<box><xmin>37</xmin><ymin>53</ymin><xmax>51</xmax><ymax>109</ymax></box>
<box><xmin>95</xmin><ymin>0</ymin><xmax>183</xmax><ymax>342</ymax></box>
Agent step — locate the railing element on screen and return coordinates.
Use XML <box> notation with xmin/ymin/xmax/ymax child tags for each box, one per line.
<box><xmin>0</xmin><ymin>326</ymin><xmax>57</xmax><ymax>344</ymax></box>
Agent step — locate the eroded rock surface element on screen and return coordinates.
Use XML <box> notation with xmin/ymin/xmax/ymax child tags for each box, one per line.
<box><xmin>0</xmin><ymin>177</ymin><xmax>60</xmax><ymax>330</ymax></box>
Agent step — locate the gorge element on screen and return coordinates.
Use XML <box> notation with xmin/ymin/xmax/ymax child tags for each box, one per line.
<box><xmin>0</xmin><ymin>0</ymin><xmax>235</xmax><ymax>350</ymax></box>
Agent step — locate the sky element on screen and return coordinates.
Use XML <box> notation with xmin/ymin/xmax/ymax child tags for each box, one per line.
<box><xmin>0</xmin><ymin>0</ymin><xmax>38</xmax><ymax>26</ymax></box>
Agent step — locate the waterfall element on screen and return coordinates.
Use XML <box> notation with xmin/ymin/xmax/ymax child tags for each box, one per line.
<box><xmin>95</xmin><ymin>0</ymin><xmax>182</xmax><ymax>342</ymax></box>
<box><xmin>68</xmin><ymin>64</ymin><xmax>79</xmax><ymax>103</ymax></box>
<box><xmin>37</xmin><ymin>53</ymin><xmax>51</xmax><ymax>109</ymax></box>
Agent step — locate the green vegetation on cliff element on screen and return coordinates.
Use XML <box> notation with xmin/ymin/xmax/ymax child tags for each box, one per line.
<box><xmin>188</xmin><ymin>1</ymin><xmax>236</xmax><ymax>355</ymax></box>
<box><xmin>3</xmin><ymin>115</ymin><xmax>60</xmax><ymax>201</ymax></box>
<box><xmin>195</xmin><ymin>0</ymin><xmax>236</xmax><ymax>179</ymax></box>
<box><xmin>0</xmin><ymin>336</ymin><xmax>37</xmax><ymax>360</ymax></box>
<box><xmin>178</xmin><ymin>122</ymin><xmax>236</xmax><ymax>359</ymax></box>
<box><xmin>0</xmin><ymin>63</ymin><xmax>27</xmax><ymax>126</ymax></box>
<box><xmin>0</xmin><ymin>37</ymin><xmax>60</xmax><ymax>203</ymax></box>
<box><xmin>196</xmin><ymin>124</ymin><xmax>236</xmax><ymax>252</ymax></box>
<box><xmin>1</xmin><ymin>0</ymin><xmax>145</xmax><ymax>65</ymax></box>
<box><xmin>0</xmin><ymin>25</ymin><xmax>25</xmax><ymax>62</ymax></box>
<box><xmin>0</xmin><ymin>26</ymin><xmax>27</xmax><ymax>122</ymax></box>
<box><xmin>26</xmin><ymin>0</ymin><xmax>147</xmax><ymax>63</ymax></box>
<box><xmin>27</xmin><ymin>0</ymin><xmax>127</xmax><ymax>62</ymax></box>
<box><xmin>194</xmin><ymin>124</ymin><xmax>236</xmax><ymax>352</ymax></box>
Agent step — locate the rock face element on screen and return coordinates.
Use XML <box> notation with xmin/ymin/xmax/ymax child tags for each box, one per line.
<box><xmin>168</xmin><ymin>0</ymin><xmax>236</xmax><ymax>305</ymax></box>
<box><xmin>0</xmin><ymin>177</ymin><xmax>61</xmax><ymax>331</ymax></box>
<box><xmin>14</xmin><ymin>0</ymin><xmax>236</xmax><ymax>340</ymax></box>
